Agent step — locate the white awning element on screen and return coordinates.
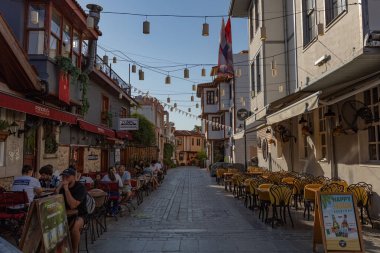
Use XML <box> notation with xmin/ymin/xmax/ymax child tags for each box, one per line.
<box><xmin>266</xmin><ymin>91</ymin><xmax>321</xmax><ymax>125</ymax></box>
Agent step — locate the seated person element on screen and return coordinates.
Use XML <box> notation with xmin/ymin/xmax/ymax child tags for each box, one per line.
<box><xmin>101</xmin><ymin>167</ymin><xmax>123</xmax><ymax>189</ymax></box>
<box><xmin>39</xmin><ymin>164</ymin><xmax>60</xmax><ymax>189</ymax></box>
<box><xmin>117</xmin><ymin>165</ymin><xmax>132</xmax><ymax>198</ymax></box>
<box><xmin>79</xmin><ymin>175</ymin><xmax>94</xmax><ymax>184</ymax></box>
<box><xmin>55</xmin><ymin>168</ymin><xmax>87</xmax><ymax>253</ymax></box>
<box><xmin>12</xmin><ymin>165</ymin><xmax>42</xmax><ymax>203</ymax></box>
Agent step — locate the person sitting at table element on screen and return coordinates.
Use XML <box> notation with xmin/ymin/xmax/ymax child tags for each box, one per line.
<box><xmin>12</xmin><ymin>165</ymin><xmax>42</xmax><ymax>203</ymax></box>
<box><xmin>39</xmin><ymin>164</ymin><xmax>60</xmax><ymax>189</ymax></box>
<box><xmin>55</xmin><ymin>167</ymin><xmax>87</xmax><ymax>253</ymax></box>
<box><xmin>101</xmin><ymin>167</ymin><xmax>123</xmax><ymax>188</ymax></box>
<box><xmin>117</xmin><ymin>165</ymin><xmax>132</xmax><ymax>199</ymax></box>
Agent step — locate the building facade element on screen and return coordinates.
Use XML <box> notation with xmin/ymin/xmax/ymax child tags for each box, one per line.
<box><xmin>174</xmin><ymin>130</ymin><xmax>206</xmax><ymax>166</ymax></box>
<box><xmin>230</xmin><ymin>0</ymin><xmax>380</xmax><ymax>215</ymax></box>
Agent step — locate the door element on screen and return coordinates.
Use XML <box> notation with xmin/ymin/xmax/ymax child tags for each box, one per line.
<box><xmin>76</xmin><ymin>147</ymin><xmax>84</xmax><ymax>173</ymax></box>
<box><xmin>101</xmin><ymin>149</ymin><xmax>108</xmax><ymax>172</ymax></box>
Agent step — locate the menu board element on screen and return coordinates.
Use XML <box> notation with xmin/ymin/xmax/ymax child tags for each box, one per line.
<box><xmin>314</xmin><ymin>192</ymin><xmax>364</xmax><ymax>253</ymax></box>
<box><xmin>20</xmin><ymin>195</ymin><xmax>72</xmax><ymax>253</ymax></box>
<box><xmin>38</xmin><ymin>195</ymin><xmax>71</xmax><ymax>253</ymax></box>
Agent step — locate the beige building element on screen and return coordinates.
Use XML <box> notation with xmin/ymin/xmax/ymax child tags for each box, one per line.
<box><xmin>230</xmin><ymin>0</ymin><xmax>380</xmax><ymax>215</ymax></box>
<box><xmin>174</xmin><ymin>130</ymin><xmax>206</xmax><ymax>166</ymax></box>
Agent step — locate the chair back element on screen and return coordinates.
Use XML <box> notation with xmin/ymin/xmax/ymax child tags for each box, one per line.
<box><xmin>216</xmin><ymin>168</ymin><xmax>226</xmax><ymax>178</ymax></box>
<box><xmin>0</xmin><ymin>191</ymin><xmax>29</xmax><ymax>211</ymax></box>
<box><xmin>88</xmin><ymin>189</ymin><xmax>108</xmax><ymax>208</ymax></box>
<box><xmin>347</xmin><ymin>182</ymin><xmax>372</xmax><ymax>207</ymax></box>
<box><xmin>269</xmin><ymin>185</ymin><xmax>292</xmax><ymax>206</ymax></box>
<box><xmin>320</xmin><ymin>183</ymin><xmax>345</xmax><ymax>193</ymax></box>
<box><xmin>130</xmin><ymin>179</ymin><xmax>139</xmax><ymax>188</ymax></box>
<box><xmin>314</xmin><ymin>176</ymin><xmax>330</xmax><ymax>184</ymax></box>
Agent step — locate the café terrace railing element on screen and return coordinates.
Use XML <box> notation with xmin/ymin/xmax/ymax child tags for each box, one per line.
<box><xmin>82</xmin><ymin>42</ymin><xmax>131</xmax><ymax>95</ymax></box>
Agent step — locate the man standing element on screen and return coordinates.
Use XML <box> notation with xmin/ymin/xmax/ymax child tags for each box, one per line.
<box><xmin>12</xmin><ymin>165</ymin><xmax>42</xmax><ymax>203</ymax></box>
<box><xmin>55</xmin><ymin>167</ymin><xmax>87</xmax><ymax>253</ymax></box>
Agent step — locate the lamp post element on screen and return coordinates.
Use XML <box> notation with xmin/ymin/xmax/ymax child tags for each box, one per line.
<box><xmin>237</xmin><ymin>108</ymin><xmax>250</xmax><ymax>169</ymax></box>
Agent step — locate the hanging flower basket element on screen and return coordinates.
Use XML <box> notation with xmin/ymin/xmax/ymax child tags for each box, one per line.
<box><xmin>0</xmin><ymin>130</ymin><xmax>9</xmax><ymax>141</ymax></box>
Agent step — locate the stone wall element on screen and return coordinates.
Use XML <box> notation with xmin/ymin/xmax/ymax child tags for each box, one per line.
<box><xmin>83</xmin><ymin>148</ymin><xmax>101</xmax><ymax>173</ymax></box>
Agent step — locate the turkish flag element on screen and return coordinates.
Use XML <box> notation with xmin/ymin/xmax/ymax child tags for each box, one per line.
<box><xmin>59</xmin><ymin>72</ymin><xmax>70</xmax><ymax>104</ymax></box>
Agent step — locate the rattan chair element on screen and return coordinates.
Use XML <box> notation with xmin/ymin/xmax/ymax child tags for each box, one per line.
<box><xmin>347</xmin><ymin>182</ymin><xmax>373</xmax><ymax>228</ymax></box>
<box><xmin>269</xmin><ymin>184</ymin><xmax>294</xmax><ymax>228</ymax></box>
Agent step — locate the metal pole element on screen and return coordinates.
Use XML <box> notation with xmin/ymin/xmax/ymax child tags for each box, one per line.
<box><xmin>244</xmin><ymin>120</ymin><xmax>247</xmax><ymax>168</ymax></box>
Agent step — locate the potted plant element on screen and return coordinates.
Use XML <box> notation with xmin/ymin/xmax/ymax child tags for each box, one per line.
<box><xmin>0</xmin><ymin>120</ymin><xmax>9</xmax><ymax>141</ymax></box>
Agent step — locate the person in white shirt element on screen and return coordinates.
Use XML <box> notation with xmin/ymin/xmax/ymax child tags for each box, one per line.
<box><xmin>12</xmin><ymin>165</ymin><xmax>42</xmax><ymax>203</ymax></box>
<box><xmin>117</xmin><ymin>165</ymin><xmax>132</xmax><ymax>198</ymax></box>
<box><xmin>101</xmin><ymin>167</ymin><xmax>123</xmax><ymax>188</ymax></box>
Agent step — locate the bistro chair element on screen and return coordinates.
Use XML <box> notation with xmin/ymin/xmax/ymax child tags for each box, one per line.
<box><xmin>215</xmin><ymin>168</ymin><xmax>226</xmax><ymax>185</ymax></box>
<box><xmin>303</xmin><ymin>183</ymin><xmax>323</xmax><ymax>220</ymax></box>
<box><xmin>130</xmin><ymin>179</ymin><xmax>143</xmax><ymax>205</ymax></box>
<box><xmin>0</xmin><ymin>190</ymin><xmax>29</xmax><ymax>245</ymax></box>
<box><xmin>97</xmin><ymin>182</ymin><xmax>120</xmax><ymax>220</ymax></box>
<box><xmin>347</xmin><ymin>182</ymin><xmax>373</xmax><ymax>228</ymax></box>
<box><xmin>269</xmin><ymin>184</ymin><xmax>294</xmax><ymax>228</ymax></box>
<box><xmin>88</xmin><ymin>189</ymin><xmax>108</xmax><ymax>242</ymax></box>
<box><xmin>314</xmin><ymin>175</ymin><xmax>330</xmax><ymax>184</ymax></box>
<box><xmin>320</xmin><ymin>182</ymin><xmax>345</xmax><ymax>193</ymax></box>
<box><xmin>257</xmin><ymin>183</ymin><xmax>273</xmax><ymax>222</ymax></box>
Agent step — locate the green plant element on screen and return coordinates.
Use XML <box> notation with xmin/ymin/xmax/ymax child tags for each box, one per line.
<box><xmin>0</xmin><ymin>120</ymin><xmax>9</xmax><ymax>131</ymax></box>
<box><xmin>44</xmin><ymin>136</ymin><xmax>58</xmax><ymax>154</ymax></box>
<box><xmin>107</xmin><ymin>112</ymin><xmax>113</xmax><ymax>127</ymax></box>
<box><xmin>78</xmin><ymin>72</ymin><xmax>90</xmax><ymax>115</ymax></box>
<box><xmin>130</xmin><ymin>113</ymin><xmax>156</xmax><ymax>146</ymax></box>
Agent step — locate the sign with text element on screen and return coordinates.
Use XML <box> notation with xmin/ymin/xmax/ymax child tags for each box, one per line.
<box><xmin>313</xmin><ymin>192</ymin><xmax>364</xmax><ymax>253</ymax></box>
<box><xmin>118</xmin><ymin>118</ymin><xmax>139</xmax><ymax>131</ymax></box>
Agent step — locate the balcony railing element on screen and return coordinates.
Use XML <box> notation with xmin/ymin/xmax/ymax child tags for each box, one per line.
<box><xmin>82</xmin><ymin>42</ymin><xmax>131</xmax><ymax>95</ymax></box>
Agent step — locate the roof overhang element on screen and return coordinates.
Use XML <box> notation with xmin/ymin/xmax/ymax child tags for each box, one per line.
<box><xmin>229</xmin><ymin>0</ymin><xmax>251</xmax><ymax>17</ymax></box>
<box><xmin>0</xmin><ymin>15</ymin><xmax>41</xmax><ymax>92</ymax></box>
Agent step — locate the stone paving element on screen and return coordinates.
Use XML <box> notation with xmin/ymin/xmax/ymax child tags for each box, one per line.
<box><xmin>86</xmin><ymin>167</ymin><xmax>380</xmax><ymax>253</ymax></box>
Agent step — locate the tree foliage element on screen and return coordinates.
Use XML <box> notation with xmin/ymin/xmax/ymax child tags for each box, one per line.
<box><xmin>130</xmin><ymin>113</ymin><xmax>156</xmax><ymax>146</ymax></box>
<box><xmin>193</xmin><ymin>125</ymin><xmax>201</xmax><ymax>132</ymax></box>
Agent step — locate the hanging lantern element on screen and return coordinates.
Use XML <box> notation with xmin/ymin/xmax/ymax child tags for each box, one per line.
<box><xmin>165</xmin><ymin>74</ymin><xmax>171</xmax><ymax>85</ymax></box>
<box><xmin>191</xmin><ymin>95</ymin><xmax>194</xmax><ymax>102</ymax></box>
<box><xmin>143</xmin><ymin>17</ymin><xmax>150</xmax><ymax>34</ymax></box>
<box><xmin>196</xmin><ymin>103</ymin><xmax>199</xmax><ymax>109</ymax></box>
<box><xmin>132</xmin><ymin>64</ymin><xmax>137</xmax><ymax>73</ymax></box>
<box><xmin>113</xmin><ymin>56</ymin><xmax>117</xmax><ymax>64</ymax></box>
<box><xmin>202</xmin><ymin>17</ymin><xmax>209</xmax><ymax>36</ymax></box>
<box><xmin>103</xmin><ymin>55</ymin><xmax>109</xmax><ymax>65</ymax></box>
<box><xmin>184</xmin><ymin>67</ymin><xmax>189</xmax><ymax>79</ymax></box>
<box><xmin>170</xmin><ymin>107</ymin><xmax>173</xmax><ymax>112</ymax></box>
<box><xmin>201</xmin><ymin>67</ymin><xmax>206</xmax><ymax>77</ymax></box>
<box><xmin>30</xmin><ymin>10</ymin><xmax>39</xmax><ymax>25</ymax></box>
<box><xmin>192</xmin><ymin>84</ymin><xmax>196</xmax><ymax>91</ymax></box>
<box><xmin>188</xmin><ymin>108</ymin><xmax>191</xmax><ymax>113</ymax></box>
<box><xmin>167</xmin><ymin>97</ymin><xmax>170</xmax><ymax>103</ymax></box>
<box><xmin>86</xmin><ymin>16</ymin><xmax>94</xmax><ymax>29</ymax></box>
<box><xmin>139</xmin><ymin>69</ymin><xmax>144</xmax><ymax>80</ymax></box>
<box><xmin>174</xmin><ymin>103</ymin><xmax>177</xmax><ymax>108</ymax></box>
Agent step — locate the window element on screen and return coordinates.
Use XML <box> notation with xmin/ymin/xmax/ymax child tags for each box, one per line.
<box><xmin>62</xmin><ymin>22</ymin><xmax>72</xmax><ymax>57</ymax></box>
<box><xmin>256</xmin><ymin>54</ymin><xmax>261</xmax><ymax>93</ymax></box>
<box><xmin>27</xmin><ymin>4</ymin><xmax>45</xmax><ymax>54</ymax></box>
<box><xmin>49</xmin><ymin>9</ymin><xmax>62</xmax><ymax>58</ymax></box>
<box><xmin>120</xmin><ymin>107</ymin><xmax>128</xmax><ymax>118</ymax></box>
<box><xmin>302</xmin><ymin>135</ymin><xmax>308</xmax><ymax>159</ymax></box>
<box><xmin>250</xmin><ymin>62</ymin><xmax>255</xmax><ymax>93</ymax></box>
<box><xmin>101</xmin><ymin>96</ymin><xmax>110</xmax><ymax>125</ymax></box>
<box><xmin>325</xmin><ymin>0</ymin><xmax>347</xmax><ymax>25</ymax></box>
<box><xmin>249</xmin><ymin>4</ymin><xmax>254</xmax><ymax>41</ymax></box>
<box><xmin>197</xmin><ymin>139</ymin><xmax>201</xmax><ymax>146</ymax></box>
<box><xmin>177</xmin><ymin>139</ymin><xmax>182</xmax><ymax>145</ymax></box>
<box><xmin>0</xmin><ymin>141</ymin><xmax>4</xmax><ymax>167</ymax></box>
<box><xmin>72</xmin><ymin>30</ymin><xmax>81</xmax><ymax>67</ymax></box>
<box><xmin>365</xmin><ymin>88</ymin><xmax>380</xmax><ymax>160</ymax></box>
<box><xmin>255</xmin><ymin>0</ymin><xmax>260</xmax><ymax>32</ymax></box>
<box><xmin>206</xmin><ymin>91</ymin><xmax>215</xmax><ymax>104</ymax></box>
<box><xmin>319</xmin><ymin>108</ymin><xmax>327</xmax><ymax>160</ymax></box>
<box><xmin>212</xmin><ymin>117</ymin><xmax>220</xmax><ymax>131</ymax></box>
<box><xmin>192</xmin><ymin>138</ymin><xmax>194</xmax><ymax>146</ymax></box>
<box><xmin>179</xmin><ymin>152</ymin><xmax>184</xmax><ymax>161</ymax></box>
<box><xmin>303</xmin><ymin>0</ymin><xmax>316</xmax><ymax>45</ymax></box>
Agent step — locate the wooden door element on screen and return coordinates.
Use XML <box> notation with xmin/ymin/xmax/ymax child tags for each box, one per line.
<box><xmin>23</xmin><ymin>126</ymin><xmax>37</xmax><ymax>173</ymax></box>
<box><xmin>101</xmin><ymin>149</ymin><xmax>108</xmax><ymax>172</ymax></box>
<box><xmin>76</xmin><ymin>147</ymin><xmax>84</xmax><ymax>173</ymax></box>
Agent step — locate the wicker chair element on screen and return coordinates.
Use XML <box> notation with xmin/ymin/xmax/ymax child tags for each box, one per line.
<box><xmin>347</xmin><ymin>182</ymin><xmax>373</xmax><ymax>227</ymax></box>
<box><xmin>269</xmin><ymin>184</ymin><xmax>294</xmax><ymax>228</ymax></box>
<box><xmin>320</xmin><ymin>183</ymin><xmax>345</xmax><ymax>193</ymax></box>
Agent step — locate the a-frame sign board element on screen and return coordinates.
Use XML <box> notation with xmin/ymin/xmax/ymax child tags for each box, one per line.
<box><xmin>313</xmin><ymin>192</ymin><xmax>365</xmax><ymax>253</ymax></box>
<box><xmin>19</xmin><ymin>195</ymin><xmax>72</xmax><ymax>253</ymax></box>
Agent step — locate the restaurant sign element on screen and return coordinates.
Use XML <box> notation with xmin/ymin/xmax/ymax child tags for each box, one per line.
<box><xmin>314</xmin><ymin>192</ymin><xmax>364</xmax><ymax>252</ymax></box>
<box><xmin>118</xmin><ymin>118</ymin><xmax>139</xmax><ymax>131</ymax></box>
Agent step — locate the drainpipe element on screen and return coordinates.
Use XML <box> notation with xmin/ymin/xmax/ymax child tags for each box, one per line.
<box><xmin>84</xmin><ymin>4</ymin><xmax>103</xmax><ymax>74</ymax></box>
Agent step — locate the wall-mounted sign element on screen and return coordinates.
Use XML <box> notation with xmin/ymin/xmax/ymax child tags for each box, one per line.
<box><xmin>237</xmin><ymin>108</ymin><xmax>250</xmax><ymax>121</ymax></box>
<box><xmin>88</xmin><ymin>153</ymin><xmax>99</xmax><ymax>160</ymax></box>
<box><xmin>118</xmin><ymin>118</ymin><xmax>139</xmax><ymax>131</ymax></box>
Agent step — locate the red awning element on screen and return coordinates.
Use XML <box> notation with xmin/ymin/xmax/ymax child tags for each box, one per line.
<box><xmin>0</xmin><ymin>91</ymin><xmax>76</xmax><ymax>124</ymax></box>
<box><xmin>115</xmin><ymin>131</ymin><xmax>132</xmax><ymax>140</ymax></box>
<box><xmin>78</xmin><ymin>119</ymin><xmax>115</xmax><ymax>138</ymax></box>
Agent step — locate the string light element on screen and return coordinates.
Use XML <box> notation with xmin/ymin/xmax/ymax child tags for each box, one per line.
<box><xmin>191</xmin><ymin>95</ymin><xmax>194</xmax><ymax>102</ymax></box>
<box><xmin>30</xmin><ymin>10</ymin><xmax>39</xmax><ymax>25</ymax></box>
<box><xmin>184</xmin><ymin>66</ymin><xmax>189</xmax><ymax>79</ymax></box>
<box><xmin>201</xmin><ymin>67</ymin><xmax>206</xmax><ymax>77</ymax></box>
<box><xmin>143</xmin><ymin>16</ymin><xmax>150</xmax><ymax>34</ymax></box>
<box><xmin>167</xmin><ymin>96</ymin><xmax>170</xmax><ymax>103</ymax></box>
<box><xmin>103</xmin><ymin>54</ymin><xmax>109</xmax><ymax>65</ymax></box>
<box><xmin>139</xmin><ymin>68</ymin><xmax>144</xmax><ymax>80</ymax></box>
<box><xmin>202</xmin><ymin>17</ymin><xmax>209</xmax><ymax>36</ymax></box>
<box><xmin>165</xmin><ymin>74</ymin><xmax>171</xmax><ymax>84</ymax></box>
<box><xmin>131</xmin><ymin>64</ymin><xmax>137</xmax><ymax>73</ymax></box>
<box><xmin>113</xmin><ymin>56</ymin><xmax>117</xmax><ymax>64</ymax></box>
<box><xmin>192</xmin><ymin>84</ymin><xmax>196</xmax><ymax>91</ymax></box>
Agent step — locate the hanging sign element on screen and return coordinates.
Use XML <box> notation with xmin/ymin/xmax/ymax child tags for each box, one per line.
<box><xmin>313</xmin><ymin>192</ymin><xmax>364</xmax><ymax>253</ymax></box>
<box><xmin>118</xmin><ymin>118</ymin><xmax>139</xmax><ymax>131</ymax></box>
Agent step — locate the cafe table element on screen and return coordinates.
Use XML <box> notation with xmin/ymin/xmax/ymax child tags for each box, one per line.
<box><xmin>303</xmin><ymin>183</ymin><xmax>323</xmax><ymax>220</ymax></box>
<box><xmin>256</xmin><ymin>184</ymin><xmax>273</xmax><ymax>223</ymax></box>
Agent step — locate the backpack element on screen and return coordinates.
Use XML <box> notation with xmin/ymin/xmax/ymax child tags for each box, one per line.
<box><xmin>86</xmin><ymin>193</ymin><xmax>95</xmax><ymax>214</ymax></box>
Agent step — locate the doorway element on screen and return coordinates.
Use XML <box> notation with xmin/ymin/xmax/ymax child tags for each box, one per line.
<box><xmin>101</xmin><ymin>149</ymin><xmax>108</xmax><ymax>172</ymax></box>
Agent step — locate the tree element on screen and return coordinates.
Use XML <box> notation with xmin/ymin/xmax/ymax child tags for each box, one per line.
<box><xmin>196</xmin><ymin>149</ymin><xmax>208</xmax><ymax>168</ymax></box>
<box><xmin>130</xmin><ymin>113</ymin><xmax>156</xmax><ymax>146</ymax></box>
<box><xmin>193</xmin><ymin>125</ymin><xmax>201</xmax><ymax>132</ymax></box>
<box><xmin>163</xmin><ymin>143</ymin><xmax>176</xmax><ymax>168</ymax></box>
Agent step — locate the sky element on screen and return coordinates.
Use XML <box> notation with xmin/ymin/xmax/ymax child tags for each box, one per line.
<box><xmin>78</xmin><ymin>0</ymin><xmax>248</xmax><ymax>130</ymax></box>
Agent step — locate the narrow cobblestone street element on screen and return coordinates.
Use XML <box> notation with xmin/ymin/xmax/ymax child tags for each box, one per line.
<box><xmin>87</xmin><ymin>167</ymin><xmax>380</xmax><ymax>253</ymax></box>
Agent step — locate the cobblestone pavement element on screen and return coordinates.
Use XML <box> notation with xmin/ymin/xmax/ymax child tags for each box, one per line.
<box><xmin>87</xmin><ymin>167</ymin><xmax>380</xmax><ymax>253</ymax></box>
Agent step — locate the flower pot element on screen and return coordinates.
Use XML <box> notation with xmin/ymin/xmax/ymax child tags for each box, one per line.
<box><xmin>0</xmin><ymin>130</ymin><xmax>9</xmax><ymax>141</ymax></box>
